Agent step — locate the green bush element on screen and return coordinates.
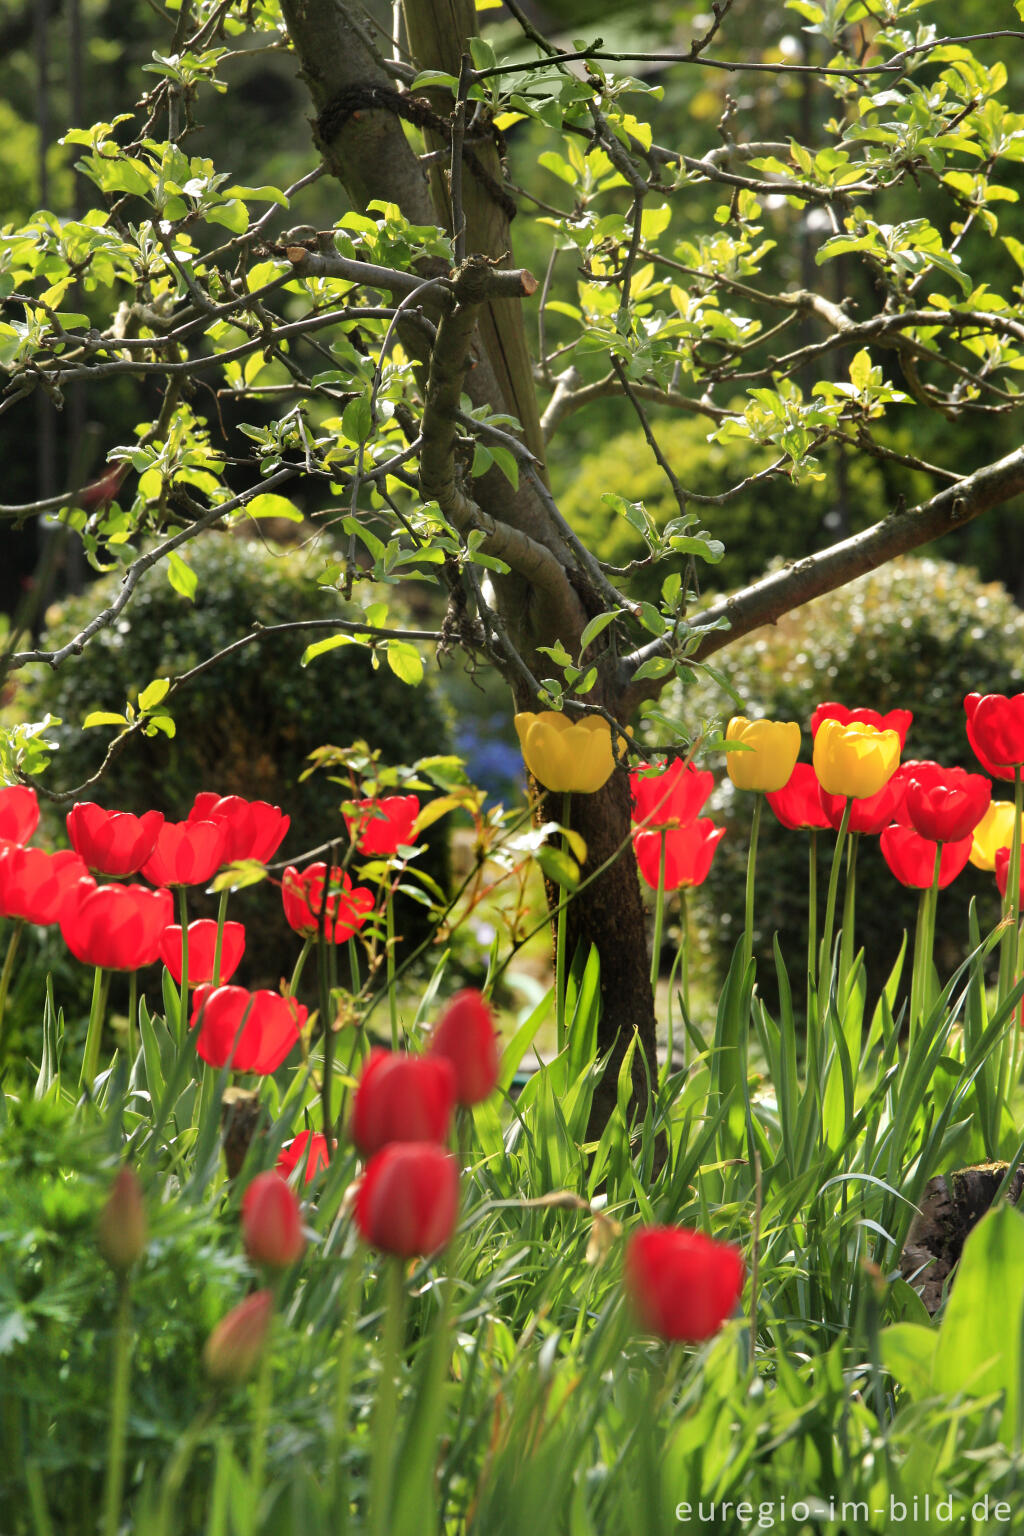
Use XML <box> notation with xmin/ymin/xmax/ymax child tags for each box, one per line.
<box><xmin>553</xmin><ymin>415</ymin><xmax>912</xmax><ymax>599</ymax></box>
<box><xmin>16</xmin><ymin>532</ymin><xmax>451</xmax><ymax>1007</ymax></box>
<box><xmin>660</xmin><ymin>557</ymin><xmax>1024</xmax><ymax>1012</ymax></box>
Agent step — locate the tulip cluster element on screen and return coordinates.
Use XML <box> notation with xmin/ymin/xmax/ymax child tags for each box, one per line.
<box><xmin>347</xmin><ymin>990</ymin><xmax>498</xmax><ymax>1257</ymax></box>
<box><xmin>630</xmin><ymin>760</ymin><xmax>724</xmax><ymax>895</ymax></box>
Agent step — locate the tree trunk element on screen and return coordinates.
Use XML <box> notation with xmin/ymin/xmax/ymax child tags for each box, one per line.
<box><xmin>280</xmin><ymin>0</ymin><xmax>659</xmax><ymax>1129</ymax></box>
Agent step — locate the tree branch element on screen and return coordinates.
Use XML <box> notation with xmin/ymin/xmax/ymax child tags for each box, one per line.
<box><xmin>618</xmin><ymin>444</ymin><xmax>1024</xmax><ymax>710</ymax></box>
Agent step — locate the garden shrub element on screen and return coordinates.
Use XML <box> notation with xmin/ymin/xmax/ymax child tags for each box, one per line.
<box><xmin>15</xmin><ymin>532</ymin><xmax>451</xmax><ymax>1007</ymax></box>
<box><xmin>661</xmin><ymin>557</ymin><xmax>1024</xmax><ymax>1012</ymax></box>
<box><xmin>553</xmin><ymin>415</ymin><xmax>911</xmax><ymax>599</ymax></box>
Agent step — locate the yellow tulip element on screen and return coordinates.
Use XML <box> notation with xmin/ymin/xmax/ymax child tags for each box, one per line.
<box><xmin>970</xmin><ymin>800</ymin><xmax>1022</xmax><ymax>870</ymax></box>
<box><xmin>812</xmin><ymin>719</ymin><xmax>900</xmax><ymax>799</ymax></box>
<box><xmin>725</xmin><ymin>717</ymin><xmax>801</xmax><ymax>794</ymax></box>
<box><xmin>514</xmin><ymin>711</ymin><xmax>618</xmax><ymax>794</ymax></box>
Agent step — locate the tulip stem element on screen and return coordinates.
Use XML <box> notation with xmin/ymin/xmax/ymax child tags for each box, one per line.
<box><xmin>742</xmin><ymin>795</ymin><xmax>763</xmax><ymax>975</ymax></box>
<box><xmin>329</xmin><ymin>1252</ymin><xmax>362</xmax><ymax>1526</ymax></box>
<box><xmin>368</xmin><ymin>1258</ymin><xmax>406</xmax><ymax>1536</ymax></box>
<box><xmin>212</xmin><ymin>890</ymin><xmax>230</xmax><ymax>985</ymax></box>
<box><xmin>177</xmin><ymin>889</ymin><xmax>190</xmax><ymax>1047</ymax></box>
<box><xmin>0</xmin><ymin>919</ymin><xmax>24</xmax><ymax>1064</ymax></box>
<box><xmin>555</xmin><ymin>791</ymin><xmax>572</xmax><ymax>1053</ymax></box>
<box><xmin>80</xmin><ymin>966</ymin><xmax>111</xmax><ymax>1092</ymax></box>
<box><xmin>1009</xmin><ymin>769</ymin><xmax>1024</xmax><ymax>1090</ymax></box>
<box><xmin>101</xmin><ymin>1277</ymin><xmax>133</xmax><ymax>1536</ymax></box>
<box><xmin>127</xmin><ymin>970</ymin><xmax>138</xmax><ymax>1064</ymax></box>
<box><xmin>285</xmin><ymin>935</ymin><xmax>315</xmax><ymax>998</ymax></box>
<box><xmin>247</xmin><ymin>1318</ymin><xmax>275</xmax><ymax>1534</ymax></box>
<box><xmin>839</xmin><ymin>832</ymin><xmax>858</xmax><ymax>999</ymax></box>
<box><xmin>806</xmin><ymin>833</ymin><xmax>818</xmax><ymax>1029</ymax></box>
<box><xmin>318</xmin><ymin>936</ymin><xmax>336</xmax><ymax>1143</ymax></box>
<box><xmin>818</xmin><ymin>798</ymin><xmax>852</xmax><ymax>1010</ymax></box>
<box><xmin>649</xmin><ymin>831</ymin><xmax>667</xmax><ymax>998</ymax></box>
<box><xmin>385</xmin><ymin>891</ymin><xmax>399</xmax><ymax>1052</ymax></box>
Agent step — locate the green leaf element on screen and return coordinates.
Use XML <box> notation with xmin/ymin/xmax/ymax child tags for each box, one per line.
<box><xmin>934</xmin><ymin>1204</ymin><xmax>1024</xmax><ymax>1445</ymax></box>
<box><xmin>386</xmin><ymin>639</ymin><xmax>424</xmax><ymax>686</ymax></box>
<box><xmin>849</xmin><ymin>348</ymin><xmax>873</xmax><ymax>391</ymax></box>
<box><xmin>579</xmin><ymin>609</ymin><xmax>621</xmax><ymax>654</ymax></box>
<box><xmin>83</xmin><ymin>711</ymin><xmax>127</xmax><ymax>729</ymax></box>
<box><xmin>301</xmin><ymin>633</ymin><xmax>359</xmax><ymax>666</ymax></box>
<box><xmin>138</xmin><ymin>677</ymin><xmax>170</xmax><ymax>711</ymax></box>
<box><xmin>534</xmin><ymin>845</ymin><xmax>579</xmax><ymax>890</ymax></box>
<box><xmin>342</xmin><ymin>396</ymin><xmax>373</xmax><ymax>445</ymax></box>
<box><xmin>166</xmin><ymin>550</ymin><xmax>198</xmax><ymax>601</ymax></box>
<box><xmin>242</xmin><ymin>493</ymin><xmax>304</xmax><ymax>522</ymax></box>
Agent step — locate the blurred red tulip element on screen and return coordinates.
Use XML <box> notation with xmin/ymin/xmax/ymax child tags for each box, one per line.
<box><xmin>429</xmin><ymin>990</ymin><xmax>500</xmax><ymax>1106</ymax></box>
<box><xmin>141</xmin><ymin>819</ymin><xmax>228</xmax><ymax>887</ymax></box>
<box><xmin>0</xmin><ymin>785</ymin><xmax>39</xmax><ymax>846</ymax></box>
<box><xmin>191</xmin><ymin>985</ymin><xmax>306</xmax><ymax>1073</ymax></box>
<box><xmin>188</xmin><ymin>794</ymin><xmax>290</xmax><ymax>863</ymax></box>
<box><xmin>344</xmin><ymin>795</ymin><xmax>420</xmax><ymax>856</ymax></box>
<box><xmin>879</xmin><ymin>824</ymin><xmax>973</xmax><ymax>890</ymax></box>
<box><xmin>0</xmin><ymin>846</ymin><xmax>89</xmax><ymax>925</ymax></box>
<box><xmin>97</xmin><ymin>1166</ymin><xmax>148</xmax><ymax>1273</ymax></box>
<box><xmin>633</xmin><ymin>820</ymin><xmax>725</xmax><ymax>891</ymax></box>
<box><xmin>903</xmin><ymin>764</ymin><xmax>991</xmax><ymax>843</ymax></box>
<box><xmin>203</xmin><ymin>1290</ymin><xmax>274</xmax><ymax>1384</ymax></box>
<box><xmin>60</xmin><ymin>882</ymin><xmax>173</xmax><ymax>969</ymax></box>
<box><xmin>241</xmin><ymin>1171</ymin><xmax>306</xmax><ymax>1269</ymax></box>
<box><xmin>277</xmin><ymin>1131</ymin><xmax>333</xmax><ymax>1183</ymax></box>
<box><xmin>67</xmin><ymin>802</ymin><xmax>164</xmax><ymax>877</ymax></box>
<box><xmin>355</xmin><ymin>1142</ymin><xmax>459</xmax><ymax>1257</ymax></box>
<box><xmin>765</xmin><ymin>763</ymin><xmax>831</xmax><ymax>831</ymax></box>
<box><xmin>159</xmin><ymin>919</ymin><xmax>245</xmax><ymax>986</ymax></box>
<box><xmin>624</xmin><ymin>1226</ymin><xmax>744</xmax><ymax>1342</ymax></box>
<box><xmin>964</xmin><ymin>692</ymin><xmax>1024</xmax><ymax>780</ymax></box>
<box><xmin>350</xmin><ymin>1049</ymin><xmax>455</xmax><ymax>1155</ymax></box>
<box><xmin>811</xmin><ymin>701</ymin><xmax>913</xmax><ymax>748</ymax></box>
<box><xmin>281</xmin><ymin>863</ymin><xmax>374</xmax><ymax>943</ymax></box>
<box><xmin>629</xmin><ymin>760</ymin><xmax>714</xmax><ymax>832</ymax></box>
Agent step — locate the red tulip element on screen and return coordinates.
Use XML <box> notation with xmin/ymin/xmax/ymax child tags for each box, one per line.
<box><xmin>994</xmin><ymin>847</ymin><xmax>1024</xmax><ymax>903</ymax></box>
<box><xmin>241</xmin><ymin>1171</ymin><xmax>306</xmax><ymax>1269</ymax></box>
<box><xmin>629</xmin><ymin>760</ymin><xmax>714</xmax><ymax>832</ymax></box>
<box><xmin>281</xmin><ymin>863</ymin><xmax>374</xmax><ymax>943</ymax></box>
<box><xmin>633</xmin><ymin>820</ymin><xmax>725</xmax><ymax>891</ymax></box>
<box><xmin>355</xmin><ymin>1142</ymin><xmax>459</xmax><ymax>1257</ymax></box>
<box><xmin>623</xmin><ymin>1226</ymin><xmax>744</xmax><ymax>1342</ymax></box>
<box><xmin>0</xmin><ymin>785</ymin><xmax>39</xmax><ymax>846</ymax></box>
<box><xmin>159</xmin><ymin>919</ymin><xmax>246</xmax><ymax>986</ymax></box>
<box><xmin>60</xmin><ymin>882</ymin><xmax>173</xmax><ymax>969</ymax></box>
<box><xmin>191</xmin><ymin>985</ymin><xmax>307</xmax><ymax>1073</ymax></box>
<box><xmin>964</xmin><ymin>693</ymin><xmax>1024</xmax><ymax>780</ymax></box>
<box><xmin>879</xmin><ymin>824</ymin><xmax>973</xmax><ymax>890</ymax></box>
<box><xmin>277</xmin><ymin>1131</ymin><xmax>334</xmax><ymax>1183</ymax></box>
<box><xmin>765</xmin><ymin>763</ymin><xmax>831</xmax><ymax>831</ymax></box>
<box><xmin>429</xmin><ymin>990</ymin><xmax>500</xmax><ymax>1106</ymax></box>
<box><xmin>350</xmin><ymin>1049</ymin><xmax>455</xmax><ymax>1155</ymax></box>
<box><xmin>0</xmin><ymin>846</ymin><xmax>89</xmax><ymax>925</ymax></box>
<box><xmin>188</xmin><ymin>794</ymin><xmax>290</xmax><ymax>864</ymax></box>
<box><xmin>811</xmin><ymin>701</ymin><xmax>913</xmax><ymax>749</ymax></box>
<box><xmin>817</xmin><ymin>769</ymin><xmax>910</xmax><ymax>836</ymax></box>
<box><xmin>204</xmin><ymin>1290</ymin><xmax>274</xmax><ymax>1384</ymax></box>
<box><xmin>67</xmin><ymin>802</ymin><xmax>164</xmax><ymax>877</ymax></box>
<box><xmin>141</xmin><ymin>819</ymin><xmax>228</xmax><ymax>887</ymax></box>
<box><xmin>903</xmin><ymin>763</ymin><xmax>991</xmax><ymax>843</ymax></box>
<box><xmin>344</xmin><ymin>795</ymin><xmax>420</xmax><ymax>857</ymax></box>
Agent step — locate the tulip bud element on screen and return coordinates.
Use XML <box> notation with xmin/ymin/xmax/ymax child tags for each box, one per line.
<box><xmin>97</xmin><ymin>1167</ymin><xmax>148</xmax><ymax>1273</ymax></box>
<box><xmin>241</xmin><ymin>1172</ymin><xmax>306</xmax><ymax>1269</ymax></box>
<box><xmin>428</xmin><ymin>990</ymin><xmax>500</xmax><ymax>1106</ymax></box>
<box><xmin>203</xmin><ymin>1290</ymin><xmax>274</xmax><ymax>1384</ymax></box>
